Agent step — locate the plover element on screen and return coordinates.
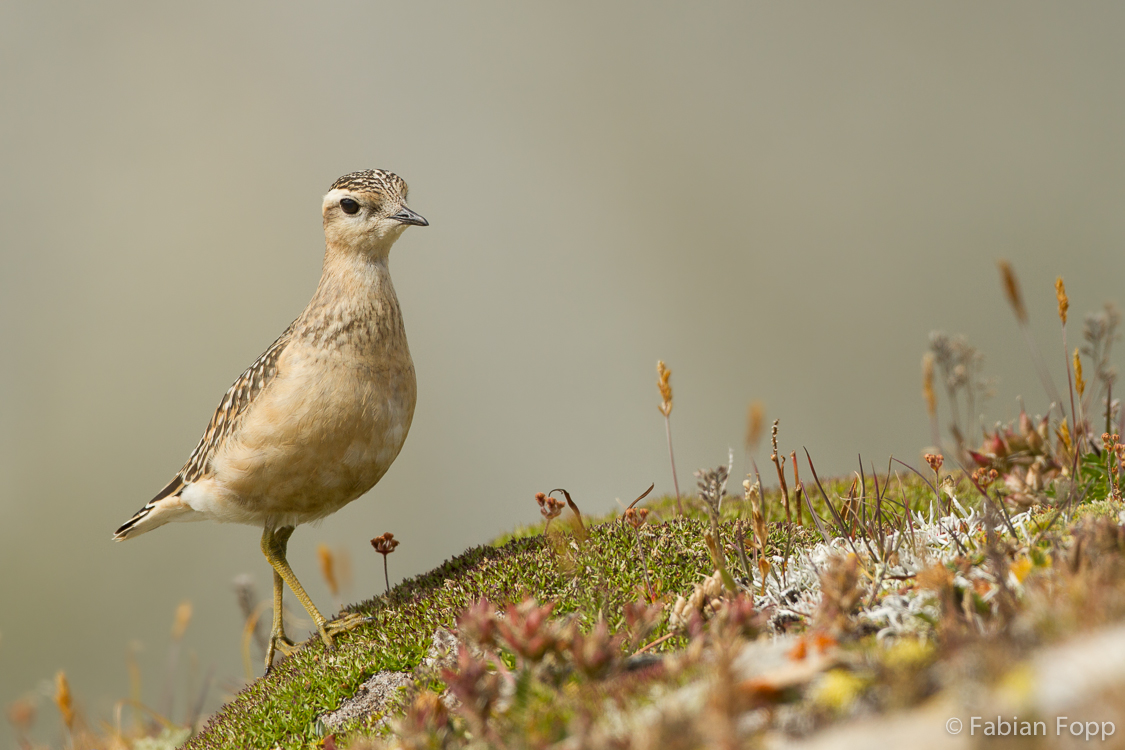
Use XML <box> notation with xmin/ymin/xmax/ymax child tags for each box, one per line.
<box><xmin>115</xmin><ymin>169</ymin><xmax>428</xmax><ymax>669</ymax></box>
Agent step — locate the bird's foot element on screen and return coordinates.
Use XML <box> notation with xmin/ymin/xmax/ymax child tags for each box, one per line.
<box><xmin>264</xmin><ymin>633</ymin><xmax>296</xmax><ymax>673</ymax></box>
<box><xmin>313</xmin><ymin>612</ymin><xmax>370</xmax><ymax>650</ymax></box>
<box><xmin>326</xmin><ymin>611</ymin><xmax>370</xmax><ymax>637</ymax></box>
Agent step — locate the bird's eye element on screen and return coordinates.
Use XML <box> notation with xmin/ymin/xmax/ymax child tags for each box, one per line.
<box><xmin>340</xmin><ymin>198</ymin><xmax>360</xmax><ymax>215</ymax></box>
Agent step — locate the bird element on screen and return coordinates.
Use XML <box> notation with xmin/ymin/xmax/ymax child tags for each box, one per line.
<box><xmin>114</xmin><ymin>169</ymin><xmax>428</xmax><ymax>670</ymax></box>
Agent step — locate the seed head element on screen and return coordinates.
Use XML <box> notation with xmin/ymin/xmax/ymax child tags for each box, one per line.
<box><xmin>1058</xmin><ymin>419</ymin><xmax>1073</xmax><ymax>452</ymax></box>
<box><xmin>657</xmin><ymin>361</ymin><xmax>673</xmax><ymax>417</ymax></box>
<box><xmin>1074</xmin><ymin>349</ymin><xmax>1085</xmax><ymax>398</ymax></box>
<box><xmin>318</xmin><ymin>544</ymin><xmax>339</xmax><ymax>598</ymax></box>
<box><xmin>624</xmin><ymin>507</ymin><xmax>650</xmax><ymax>529</ymax></box>
<box><xmin>536</xmin><ymin>491</ymin><xmax>564</xmax><ymax>521</ymax></box>
<box><xmin>1055</xmin><ymin>277</ymin><xmax>1069</xmax><ymax>325</ymax></box>
<box><xmin>171</xmin><ymin>600</ymin><xmax>193</xmax><ymax>642</ymax></box>
<box><xmin>745</xmin><ymin>401</ymin><xmax>764</xmax><ymax>451</ymax></box>
<box><xmin>694</xmin><ymin>464</ymin><xmax>730</xmax><ymax>514</ymax></box>
<box><xmin>371</xmin><ymin>532</ymin><xmax>400</xmax><ymax>556</ymax></box>
<box><xmin>972</xmin><ymin>467</ymin><xmax>999</xmax><ymax>488</ymax></box>
<box><xmin>922</xmin><ymin>352</ymin><xmax>936</xmax><ymax>418</ymax></box>
<box><xmin>998</xmin><ymin>260</ymin><xmax>1027</xmax><ymax>324</ymax></box>
<box><xmin>53</xmin><ymin>672</ymin><xmax>74</xmax><ymax>732</ymax></box>
<box><xmin>744</xmin><ymin>477</ymin><xmax>767</xmax><ymax>553</ymax></box>
<box><xmin>924</xmin><ymin>453</ymin><xmax>944</xmax><ymax>474</ymax></box>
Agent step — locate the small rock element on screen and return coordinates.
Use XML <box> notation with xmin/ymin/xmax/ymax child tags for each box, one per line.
<box><xmin>318</xmin><ymin>671</ymin><xmax>412</xmax><ymax>731</ymax></box>
<box><xmin>318</xmin><ymin>627</ymin><xmax>465</xmax><ymax>731</ymax></box>
<box><xmin>422</xmin><ymin>627</ymin><xmax>460</xmax><ymax>671</ymax></box>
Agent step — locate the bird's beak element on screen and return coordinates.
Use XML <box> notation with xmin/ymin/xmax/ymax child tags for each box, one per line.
<box><xmin>391</xmin><ymin>206</ymin><xmax>429</xmax><ymax>227</ymax></box>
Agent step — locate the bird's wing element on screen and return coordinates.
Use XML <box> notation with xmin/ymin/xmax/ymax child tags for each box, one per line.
<box><xmin>176</xmin><ymin>322</ymin><xmax>296</xmax><ymax>486</ymax></box>
<box><xmin>114</xmin><ymin>322</ymin><xmax>295</xmax><ymax>539</ymax></box>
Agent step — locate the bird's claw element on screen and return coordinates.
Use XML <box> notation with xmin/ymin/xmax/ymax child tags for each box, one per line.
<box><xmin>264</xmin><ymin>634</ymin><xmax>297</xmax><ymax>673</ymax></box>
<box><xmin>326</xmin><ymin>612</ymin><xmax>370</xmax><ymax>637</ymax></box>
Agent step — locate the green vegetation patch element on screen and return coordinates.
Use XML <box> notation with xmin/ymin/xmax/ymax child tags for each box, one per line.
<box><xmin>187</xmin><ymin>510</ymin><xmax>733</xmax><ymax>749</ymax></box>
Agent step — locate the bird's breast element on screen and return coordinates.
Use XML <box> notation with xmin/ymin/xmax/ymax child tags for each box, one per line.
<box><xmin>206</xmin><ymin>336</ymin><xmax>417</xmax><ymax>520</ymax></box>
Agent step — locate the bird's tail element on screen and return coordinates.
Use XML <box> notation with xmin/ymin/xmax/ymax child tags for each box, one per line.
<box><xmin>114</xmin><ymin>478</ymin><xmax>192</xmax><ymax>541</ymax></box>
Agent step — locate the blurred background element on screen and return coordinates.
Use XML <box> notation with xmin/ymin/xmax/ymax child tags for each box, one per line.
<box><xmin>3</xmin><ymin>0</ymin><xmax>1125</xmax><ymax>743</ymax></box>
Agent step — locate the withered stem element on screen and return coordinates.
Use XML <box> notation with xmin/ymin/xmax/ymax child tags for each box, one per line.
<box><xmin>664</xmin><ymin>414</ymin><xmax>683</xmax><ymax>514</ymax></box>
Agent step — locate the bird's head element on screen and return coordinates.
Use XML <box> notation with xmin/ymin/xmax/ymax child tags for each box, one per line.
<box><xmin>322</xmin><ymin>169</ymin><xmax>428</xmax><ymax>257</ymax></box>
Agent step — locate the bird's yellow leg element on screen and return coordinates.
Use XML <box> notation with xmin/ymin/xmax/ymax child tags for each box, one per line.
<box><xmin>261</xmin><ymin>525</ymin><xmax>333</xmax><ymax>657</ymax></box>
<box><xmin>263</xmin><ymin>567</ymin><xmax>296</xmax><ymax>671</ymax></box>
